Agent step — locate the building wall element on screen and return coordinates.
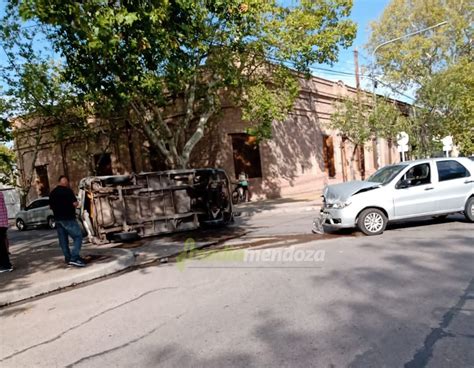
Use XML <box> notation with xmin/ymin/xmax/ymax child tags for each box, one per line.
<box><xmin>14</xmin><ymin>75</ymin><xmax>403</xmax><ymax>203</ymax></box>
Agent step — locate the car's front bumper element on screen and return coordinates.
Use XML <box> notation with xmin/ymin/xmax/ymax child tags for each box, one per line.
<box><xmin>317</xmin><ymin>206</ymin><xmax>357</xmax><ymax>229</ymax></box>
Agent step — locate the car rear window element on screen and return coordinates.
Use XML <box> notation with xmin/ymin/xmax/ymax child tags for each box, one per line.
<box><xmin>436</xmin><ymin>160</ymin><xmax>470</xmax><ymax>182</ymax></box>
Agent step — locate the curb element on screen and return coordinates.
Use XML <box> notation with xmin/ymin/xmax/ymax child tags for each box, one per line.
<box><xmin>235</xmin><ymin>205</ymin><xmax>321</xmax><ymax>218</ymax></box>
<box><xmin>0</xmin><ymin>248</ymin><xmax>135</xmax><ymax>307</ymax></box>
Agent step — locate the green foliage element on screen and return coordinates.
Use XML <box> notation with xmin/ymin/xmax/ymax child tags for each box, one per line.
<box><xmin>417</xmin><ymin>59</ymin><xmax>474</xmax><ymax>155</ymax></box>
<box><xmin>330</xmin><ymin>97</ymin><xmax>371</xmax><ymax>145</ymax></box>
<box><xmin>368</xmin><ymin>97</ymin><xmax>410</xmax><ymax>141</ymax></box>
<box><xmin>0</xmin><ymin>145</ymin><xmax>16</xmax><ymax>185</ymax></box>
<box><xmin>5</xmin><ymin>0</ymin><xmax>356</xmax><ymax>168</ymax></box>
<box><xmin>330</xmin><ymin>95</ymin><xmax>408</xmax><ymax>144</ymax></box>
<box><xmin>367</xmin><ymin>0</ymin><xmax>472</xmax><ymax>90</ymax></box>
<box><xmin>367</xmin><ymin>0</ymin><xmax>473</xmax><ymax>157</ymax></box>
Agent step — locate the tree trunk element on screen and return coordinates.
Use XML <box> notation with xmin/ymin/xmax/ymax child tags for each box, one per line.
<box><xmin>349</xmin><ymin>144</ymin><xmax>358</xmax><ymax>180</ymax></box>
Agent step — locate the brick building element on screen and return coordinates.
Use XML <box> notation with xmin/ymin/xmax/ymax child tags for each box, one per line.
<box><xmin>14</xmin><ymin>74</ymin><xmax>407</xmax><ymax>203</ymax></box>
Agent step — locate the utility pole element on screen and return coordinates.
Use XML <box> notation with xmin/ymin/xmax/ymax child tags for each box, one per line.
<box><xmin>354</xmin><ymin>48</ymin><xmax>365</xmax><ymax>179</ymax></box>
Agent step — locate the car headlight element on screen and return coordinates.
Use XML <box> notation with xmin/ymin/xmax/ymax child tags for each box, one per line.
<box><xmin>328</xmin><ymin>201</ymin><xmax>351</xmax><ymax>209</ymax></box>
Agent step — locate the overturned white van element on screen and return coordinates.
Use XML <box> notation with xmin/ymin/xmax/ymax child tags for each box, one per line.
<box><xmin>78</xmin><ymin>169</ymin><xmax>233</xmax><ymax>244</ymax></box>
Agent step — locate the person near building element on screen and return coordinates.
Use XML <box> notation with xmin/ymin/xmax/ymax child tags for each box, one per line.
<box><xmin>238</xmin><ymin>171</ymin><xmax>251</xmax><ymax>202</ymax></box>
<box><xmin>0</xmin><ymin>191</ymin><xmax>13</xmax><ymax>273</ymax></box>
<box><xmin>49</xmin><ymin>176</ymin><xmax>85</xmax><ymax>267</ymax></box>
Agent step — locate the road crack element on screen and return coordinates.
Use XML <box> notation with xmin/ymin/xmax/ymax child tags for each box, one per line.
<box><xmin>0</xmin><ymin>286</ymin><xmax>178</xmax><ymax>363</ymax></box>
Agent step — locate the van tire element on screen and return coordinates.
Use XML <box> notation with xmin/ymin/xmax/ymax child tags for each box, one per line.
<box><xmin>111</xmin><ymin>231</ymin><xmax>140</xmax><ymax>242</ymax></box>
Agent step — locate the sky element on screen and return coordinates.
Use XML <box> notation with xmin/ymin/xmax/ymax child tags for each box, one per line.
<box><xmin>310</xmin><ymin>0</ymin><xmax>397</xmax><ymax>95</ymax></box>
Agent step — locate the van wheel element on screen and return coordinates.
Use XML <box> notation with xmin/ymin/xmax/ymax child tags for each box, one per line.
<box><xmin>103</xmin><ymin>176</ymin><xmax>132</xmax><ymax>186</ymax></box>
<box><xmin>465</xmin><ymin>197</ymin><xmax>474</xmax><ymax>222</ymax></box>
<box><xmin>111</xmin><ymin>231</ymin><xmax>140</xmax><ymax>242</ymax></box>
<box><xmin>47</xmin><ymin>216</ymin><xmax>56</xmax><ymax>229</ymax></box>
<box><xmin>357</xmin><ymin>208</ymin><xmax>387</xmax><ymax>236</ymax></box>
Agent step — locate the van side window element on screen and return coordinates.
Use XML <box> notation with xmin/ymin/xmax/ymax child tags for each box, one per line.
<box><xmin>436</xmin><ymin>161</ymin><xmax>470</xmax><ymax>182</ymax></box>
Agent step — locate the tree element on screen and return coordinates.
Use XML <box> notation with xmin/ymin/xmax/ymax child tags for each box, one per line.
<box><xmin>0</xmin><ymin>16</ymin><xmax>81</xmax><ymax>204</ymax></box>
<box><xmin>330</xmin><ymin>97</ymin><xmax>371</xmax><ymax>180</ymax></box>
<box><xmin>0</xmin><ymin>115</ymin><xmax>15</xmax><ymax>186</ymax></box>
<box><xmin>367</xmin><ymin>0</ymin><xmax>473</xmax><ymax>156</ymax></box>
<box><xmin>368</xmin><ymin>96</ymin><xmax>410</xmax><ymax>160</ymax></box>
<box><xmin>417</xmin><ymin>58</ymin><xmax>474</xmax><ymax>155</ymax></box>
<box><xmin>330</xmin><ymin>95</ymin><xmax>408</xmax><ymax>179</ymax></box>
<box><xmin>7</xmin><ymin>0</ymin><xmax>357</xmax><ymax>169</ymax></box>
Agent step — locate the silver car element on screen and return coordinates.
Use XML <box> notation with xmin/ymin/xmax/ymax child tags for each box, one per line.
<box><xmin>15</xmin><ymin>197</ymin><xmax>55</xmax><ymax>231</ymax></box>
<box><xmin>314</xmin><ymin>158</ymin><xmax>474</xmax><ymax>235</ymax></box>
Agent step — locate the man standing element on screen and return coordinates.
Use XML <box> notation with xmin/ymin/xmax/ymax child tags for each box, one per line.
<box><xmin>0</xmin><ymin>191</ymin><xmax>13</xmax><ymax>273</ymax></box>
<box><xmin>49</xmin><ymin>176</ymin><xmax>85</xmax><ymax>267</ymax></box>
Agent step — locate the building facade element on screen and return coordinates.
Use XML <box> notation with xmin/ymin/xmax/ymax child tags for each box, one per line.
<box><xmin>14</xmin><ymin>75</ymin><xmax>405</xmax><ymax>204</ymax></box>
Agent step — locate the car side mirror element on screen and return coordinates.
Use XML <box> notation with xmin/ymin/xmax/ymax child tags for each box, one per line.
<box><xmin>397</xmin><ymin>179</ymin><xmax>410</xmax><ymax>189</ymax></box>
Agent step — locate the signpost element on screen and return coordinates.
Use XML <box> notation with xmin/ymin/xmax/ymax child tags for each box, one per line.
<box><xmin>396</xmin><ymin>132</ymin><xmax>409</xmax><ymax>162</ymax></box>
<box><xmin>441</xmin><ymin>136</ymin><xmax>453</xmax><ymax>157</ymax></box>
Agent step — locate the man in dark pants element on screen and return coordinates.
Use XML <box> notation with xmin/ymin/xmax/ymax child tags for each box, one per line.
<box><xmin>0</xmin><ymin>191</ymin><xmax>13</xmax><ymax>273</ymax></box>
<box><xmin>49</xmin><ymin>176</ymin><xmax>85</xmax><ymax>267</ymax></box>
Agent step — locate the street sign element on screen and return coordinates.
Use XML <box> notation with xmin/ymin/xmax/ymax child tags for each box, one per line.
<box><xmin>397</xmin><ymin>131</ymin><xmax>409</xmax><ymax>146</ymax></box>
<box><xmin>441</xmin><ymin>136</ymin><xmax>453</xmax><ymax>157</ymax></box>
<box><xmin>397</xmin><ymin>144</ymin><xmax>409</xmax><ymax>153</ymax></box>
<box><xmin>441</xmin><ymin>136</ymin><xmax>453</xmax><ymax>147</ymax></box>
<box><xmin>397</xmin><ymin>143</ymin><xmax>409</xmax><ymax>162</ymax></box>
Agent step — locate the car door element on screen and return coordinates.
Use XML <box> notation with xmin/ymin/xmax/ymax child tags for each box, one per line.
<box><xmin>24</xmin><ymin>200</ymin><xmax>39</xmax><ymax>225</ymax></box>
<box><xmin>435</xmin><ymin>160</ymin><xmax>473</xmax><ymax>212</ymax></box>
<box><xmin>27</xmin><ymin>199</ymin><xmax>49</xmax><ymax>225</ymax></box>
<box><xmin>392</xmin><ymin>162</ymin><xmax>438</xmax><ymax>218</ymax></box>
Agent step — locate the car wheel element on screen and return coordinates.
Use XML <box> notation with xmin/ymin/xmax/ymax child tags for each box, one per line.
<box><xmin>357</xmin><ymin>208</ymin><xmax>387</xmax><ymax>236</ymax></box>
<box><xmin>464</xmin><ymin>197</ymin><xmax>474</xmax><ymax>222</ymax></box>
<box><xmin>111</xmin><ymin>231</ymin><xmax>140</xmax><ymax>242</ymax></box>
<box><xmin>16</xmin><ymin>218</ymin><xmax>26</xmax><ymax>231</ymax></box>
<box><xmin>47</xmin><ymin>216</ymin><xmax>56</xmax><ymax>229</ymax></box>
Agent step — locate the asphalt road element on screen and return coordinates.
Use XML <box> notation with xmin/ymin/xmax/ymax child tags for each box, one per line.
<box><xmin>1</xmin><ymin>211</ymin><xmax>473</xmax><ymax>368</ymax></box>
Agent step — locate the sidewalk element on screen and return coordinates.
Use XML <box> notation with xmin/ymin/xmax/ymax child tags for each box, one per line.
<box><xmin>0</xmin><ymin>226</ymin><xmax>246</xmax><ymax>306</ymax></box>
<box><xmin>0</xmin><ymin>196</ymin><xmax>316</xmax><ymax>306</ymax></box>
<box><xmin>234</xmin><ymin>196</ymin><xmax>322</xmax><ymax>217</ymax></box>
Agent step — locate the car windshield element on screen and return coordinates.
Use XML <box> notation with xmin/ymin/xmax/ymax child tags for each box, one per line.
<box><xmin>367</xmin><ymin>164</ymin><xmax>407</xmax><ymax>185</ymax></box>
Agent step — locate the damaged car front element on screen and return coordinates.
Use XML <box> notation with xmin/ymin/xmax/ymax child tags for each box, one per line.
<box><xmin>313</xmin><ymin>164</ymin><xmax>408</xmax><ymax>235</ymax></box>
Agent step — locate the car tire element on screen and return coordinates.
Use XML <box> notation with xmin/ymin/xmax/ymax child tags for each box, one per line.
<box><xmin>464</xmin><ymin>197</ymin><xmax>474</xmax><ymax>222</ymax></box>
<box><xmin>16</xmin><ymin>218</ymin><xmax>26</xmax><ymax>231</ymax></box>
<box><xmin>357</xmin><ymin>208</ymin><xmax>387</xmax><ymax>236</ymax></box>
<box><xmin>47</xmin><ymin>216</ymin><xmax>56</xmax><ymax>229</ymax></box>
<box><xmin>111</xmin><ymin>231</ymin><xmax>140</xmax><ymax>242</ymax></box>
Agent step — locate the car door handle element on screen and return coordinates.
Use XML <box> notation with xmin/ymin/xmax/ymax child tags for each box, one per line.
<box><xmin>464</xmin><ymin>180</ymin><xmax>474</xmax><ymax>184</ymax></box>
<box><xmin>424</xmin><ymin>187</ymin><xmax>434</xmax><ymax>191</ymax></box>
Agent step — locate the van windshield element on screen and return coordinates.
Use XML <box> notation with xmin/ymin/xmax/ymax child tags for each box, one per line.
<box><xmin>367</xmin><ymin>164</ymin><xmax>407</xmax><ymax>185</ymax></box>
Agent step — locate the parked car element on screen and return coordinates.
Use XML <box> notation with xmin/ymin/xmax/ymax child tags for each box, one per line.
<box><xmin>78</xmin><ymin>169</ymin><xmax>233</xmax><ymax>244</ymax></box>
<box><xmin>16</xmin><ymin>197</ymin><xmax>55</xmax><ymax>231</ymax></box>
<box><xmin>313</xmin><ymin>158</ymin><xmax>474</xmax><ymax>235</ymax></box>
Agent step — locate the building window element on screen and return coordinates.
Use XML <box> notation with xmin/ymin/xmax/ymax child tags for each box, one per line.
<box><xmin>322</xmin><ymin>135</ymin><xmax>336</xmax><ymax>178</ymax></box>
<box><xmin>230</xmin><ymin>133</ymin><xmax>262</xmax><ymax>179</ymax></box>
<box><xmin>94</xmin><ymin>153</ymin><xmax>113</xmax><ymax>176</ymax></box>
<box><xmin>35</xmin><ymin>165</ymin><xmax>50</xmax><ymax>197</ymax></box>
